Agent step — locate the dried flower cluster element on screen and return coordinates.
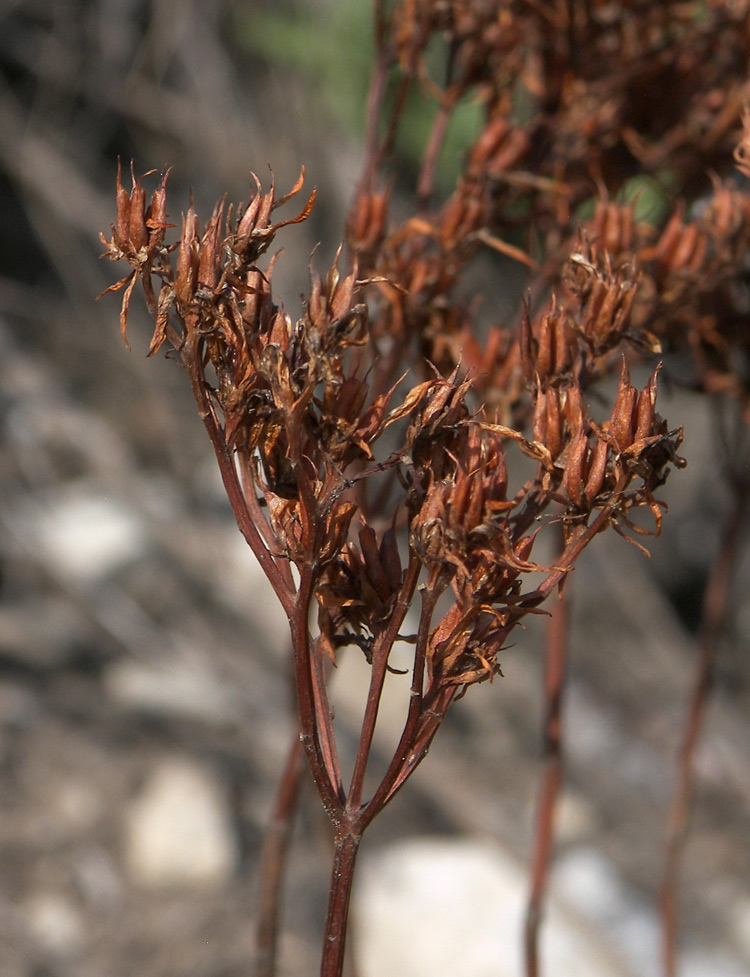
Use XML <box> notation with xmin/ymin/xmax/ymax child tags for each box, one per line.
<box><xmin>100</xmin><ymin>2</ymin><xmax>750</xmax><ymax>975</ymax></box>
<box><xmin>100</xmin><ymin>157</ymin><xmax>684</xmax><ymax>744</ymax></box>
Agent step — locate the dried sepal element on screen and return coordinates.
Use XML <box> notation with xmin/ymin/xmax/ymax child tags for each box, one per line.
<box><xmin>566</xmin><ymin>243</ymin><xmax>641</xmax><ymax>359</ymax></box>
<box><xmin>232</xmin><ymin>170</ymin><xmax>317</xmax><ymax>267</ymax></box>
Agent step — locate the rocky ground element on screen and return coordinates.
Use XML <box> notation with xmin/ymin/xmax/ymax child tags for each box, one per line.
<box><xmin>1</xmin><ymin>3</ymin><xmax>749</xmax><ymax>976</ymax></box>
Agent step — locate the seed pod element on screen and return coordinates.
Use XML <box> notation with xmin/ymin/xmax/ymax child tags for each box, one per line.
<box><xmin>589</xmin><ymin>278</ymin><xmax>620</xmax><ymax>345</ymax></box>
<box><xmin>583</xmin><ymin>437</ymin><xmax>608</xmax><ymax>503</ymax></box>
<box><xmin>563</xmin><ymin>382</ymin><xmax>585</xmax><ymax>434</ymax></box>
<box><xmin>634</xmin><ymin>368</ymin><xmax>659</xmax><ymax>443</ymax></box>
<box><xmin>176</xmin><ymin>205</ymin><xmax>199</xmax><ymax>306</ymax></box>
<box><xmin>536</xmin><ymin>305</ymin><xmax>555</xmax><ymax>380</ymax></box>
<box><xmin>145</xmin><ymin>168</ymin><xmax>172</xmax><ymax>253</ymax></box>
<box><xmin>236</xmin><ymin>173</ymin><xmax>264</xmax><ymax>239</ymax></box>
<box><xmin>128</xmin><ymin>164</ymin><xmax>148</xmax><ymax>252</ymax></box>
<box><xmin>379</xmin><ymin>527</ymin><xmax>402</xmax><ymax>593</ymax></box>
<box><xmin>610</xmin><ymin>362</ymin><xmax>638</xmax><ymax>452</ymax></box>
<box><xmin>514</xmin><ymin>534</ymin><xmax>535</xmax><ymax>563</ymax></box>
<box><xmin>562</xmin><ymin>427</ymin><xmax>588</xmax><ymax>507</ymax></box>
<box><xmin>422</xmin><ymin>382</ymin><xmax>456</xmax><ymax>426</ymax></box>
<box><xmin>464</xmin><ymin>467</ymin><xmax>485</xmax><ymax>531</ymax></box>
<box><xmin>552</xmin><ymin>308</ymin><xmax>570</xmax><ymax>376</ymax></box>
<box><xmin>114</xmin><ymin>159</ymin><xmax>131</xmax><ymax>252</ymax></box>
<box><xmin>451</xmin><ymin>465</ymin><xmax>472</xmax><ymax>525</ymax></box>
<box><xmin>486</xmin><ymin>439</ymin><xmax>508</xmax><ymax>502</ymax></box>
<box><xmin>544</xmin><ymin>387</ymin><xmax>564</xmax><ymax>460</ymax></box>
<box><xmin>197</xmin><ymin>205</ymin><xmax>223</xmax><ymax>292</ymax></box>
<box><xmin>532</xmin><ymin>381</ymin><xmax>547</xmax><ymax>444</ymax></box>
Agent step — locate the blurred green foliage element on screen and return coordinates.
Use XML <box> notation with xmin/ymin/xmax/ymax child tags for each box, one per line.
<box><xmin>233</xmin><ymin>0</ymin><xmax>485</xmax><ymax>196</ymax></box>
<box><xmin>234</xmin><ymin>0</ymin><xmax>374</xmax><ymax>136</ymax></box>
<box><xmin>575</xmin><ymin>171</ymin><xmax>677</xmax><ymax>228</ymax></box>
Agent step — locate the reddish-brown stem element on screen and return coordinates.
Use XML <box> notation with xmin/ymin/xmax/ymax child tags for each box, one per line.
<box><xmin>255</xmin><ymin>732</ymin><xmax>306</xmax><ymax>977</ymax></box>
<box><xmin>179</xmin><ymin>332</ymin><xmax>295</xmax><ymax>617</ymax></box>
<box><xmin>347</xmin><ymin>554</ymin><xmax>422</xmax><ymax>809</ymax></box>
<box><xmin>524</xmin><ymin>579</ymin><xmax>568</xmax><ymax>977</ymax></box>
<box><xmin>361</xmin><ymin>578</ymin><xmax>444</xmax><ymax>822</ymax></box>
<box><xmin>379</xmin><ymin>74</ymin><xmax>413</xmax><ymax>167</ymax></box>
<box><xmin>660</xmin><ymin>478</ymin><xmax>749</xmax><ymax>977</ymax></box>
<box><xmin>310</xmin><ymin>630</ymin><xmax>346</xmax><ymax>804</ymax></box>
<box><xmin>417</xmin><ymin>93</ymin><xmax>457</xmax><ymax>208</ymax></box>
<box><xmin>320</xmin><ymin>828</ymin><xmax>362</xmax><ymax>977</ymax></box>
<box><xmin>381</xmin><ymin>683</ymin><xmax>458</xmax><ymax>803</ymax></box>
<box><xmin>360</xmin><ymin>1</ymin><xmax>390</xmax><ymax>189</ymax></box>
<box><xmin>292</xmin><ymin>566</ymin><xmax>343</xmax><ymax>822</ymax></box>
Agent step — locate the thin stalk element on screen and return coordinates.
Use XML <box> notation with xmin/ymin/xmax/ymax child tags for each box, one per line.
<box><xmin>179</xmin><ymin>330</ymin><xmax>294</xmax><ymax>617</ymax></box>
<box><xmin>416</xmin><ymin>93</ymin><xmax>456</xmax><ymax>208</ymax></box>
<box><xmin>320</xmin><ymin>829</ymin><xmax>362</xmax><ymax>977</ymax></box>
<box><xmin>347</xmin><ymin>554</ymin><xmax>422</xmax><ymax>809</ymax></box>
<box><xmin>660</xmin><ymin>480</ymin><xmax>749</xmax><ymax>977</ymax></box>
<box><xmin>524</xmin><ymin>581</ymin><xmax>568</xmax><ymax>977</ymax></box>
<box><xmin>310</xmin><ymin>631</ymin><xmax>346</xmax><ymax>804</ymax></box>
<box><xmin>381</xmin><ymin>682</ymin><xmax>458</xmax><ymax>805</ymax></box>
<box><xmin>291</xmin><ymin>566</ymin><xmax>343</xmax><ymax>822</ymax></box>
<box><xmin>255</xmin><ymin>733</ymin><xmax>305</xmax><ymax>977</ymax></box>
<box><xmin>361</xmin><ymin>578</ymin><xmax>443</xmax><ymax>823</ymax></box>
<box><xmin>360</xmin><ymin>0</ymin><xmax>390</xmax><ymax>188</ymax></box>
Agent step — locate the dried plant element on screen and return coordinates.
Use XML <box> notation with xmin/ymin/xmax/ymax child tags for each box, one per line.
<box><xmin>99</xmin><ymin>2</ymin><xmax>750</xmax><ymax>976</ymax></box>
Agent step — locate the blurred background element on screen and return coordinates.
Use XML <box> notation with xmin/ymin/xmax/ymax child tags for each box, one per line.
<box><xmin>0</xmin><ymin>1</ymin><xmax>749</xmax><ymax>976</ymax></box>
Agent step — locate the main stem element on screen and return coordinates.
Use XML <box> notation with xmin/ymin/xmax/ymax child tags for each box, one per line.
<box><xmin>321</xmin><ymin>829</ymin><xmax>362</xmax><ymax>977</ymax></box>
<box><xmin>525</xmin><ymin>583</ymin><xmax>568</xmax><ymax>977</ymax></box>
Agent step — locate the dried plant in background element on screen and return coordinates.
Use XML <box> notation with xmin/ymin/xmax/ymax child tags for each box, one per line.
<box><xmin>99</xmin><ymin>2</ymin><xmax>750</xmax><ymax>976</ymax></box>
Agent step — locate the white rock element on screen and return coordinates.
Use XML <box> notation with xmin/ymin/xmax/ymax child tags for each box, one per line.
<box><xmin>123</xmin><ymin>758</ymin><xmax>237</xmax><ymax>889</ymax></box>
<box><xmin>353</xmin><ymin>837</ymin><xmax>631</xmax><ymax>977</ymax></box>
